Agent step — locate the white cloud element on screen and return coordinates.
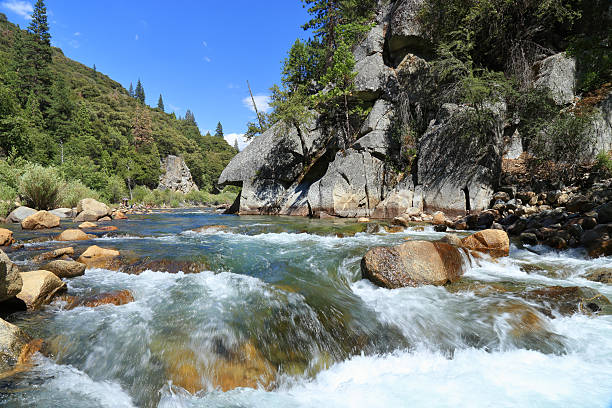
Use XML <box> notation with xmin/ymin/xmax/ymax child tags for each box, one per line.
<box><xmin>225</xmin><ymin>133</ymin><xmax>250</xmax><ymax>151</ymax></box>
<box><xmin>203</xmin><ymin>56</ymin><xmax>211</xmax><ymax>63</ymax></box>
<box><xmin>1</xmin><ymin>0</ymin><xmax>33</xmax><ymax>19</ymax></box>
<box><xmin>242</xmin><ymin>95</ymin><xmax>271</xmax><ymax>114</ymax></box>
<box><xmin>202</xmin><ymin>40</ymin><xmax>208</xmax><ymax>47</ymax></box>
<box><xmin>134</xmin><ymin>34</ymin><xmax>139</xmax><ymax>41</ymax></box>
<box><xmin>73</xmin><ymin>31</ymin><xmax>80</xmax><ymax>36</ymax></box>
<box><xmin>167</xmin><ymin>103</ymin><xmax>181</xmax><ymax>113</ymax></box>
<box><xmin>227</xmin><ymin>83</ymin><xmax>240</xmax><ymax>89</ymax></box>
<box><xmin>68</xmin><ymin>39</ymin><xmax>79</xmax><ymax>49</ymax></box>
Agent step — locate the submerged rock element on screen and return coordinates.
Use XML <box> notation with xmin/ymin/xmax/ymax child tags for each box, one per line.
<box><xmin>525</xmin><ymin>286</ymin><xmax>611</xmax><ymax>316</ymax></box>
<box><xmin>120</xmin><ymin>258</ymin><xmax>207</xmax><ymax>275</ymax></box>
<box><xmin>0</xmin><ymin>318</ymin><xmax>31</xmax><ymax>375</ymax></box>
<box><xmin>57</xmin><ymin>290</ymin><xmax>134</xmax><ymax>309</ymax></box>
<box><xmin>0</xmin><ymin>249</ymin><xmax>22</xmax><ymax>303</ymax></box>
<box><xmin>21</xmin><ymin>211</ymin><xmax>60</xmax><ymax>230</ymax></box>
<box><xmin>461</xmin><ymin>229</ymin><xmax>510</xmax><ymax>257</ymax></box>
<box><xmin>584</xmin><ymin>269</ymin><xmax>612</xmax><ymax>284</ymax></box>
<box><xmin>361</xmin><ymin>240</ymin><xmax>465</xmax><ymax>288</ymax></box>
<box><xmin>16</xmin><ymin>270</ymin><xmax>66</xmax><ymax>309</ymax></box>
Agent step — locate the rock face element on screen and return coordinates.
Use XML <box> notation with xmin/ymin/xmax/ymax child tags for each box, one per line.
<box><xmin>417</xmin><ymin>104</ymin><xmax>503</xmax><ymax>213</ymax></box>
<box><xmin>21</xmin><ymin>211</ymin><xmax>60</xmax><ymax>230</ymax></box>
<box><xmin>6</xmin><ymin>206</ymin><xmax>36</xmax><ymax>223</ymax></box>
<box><xmin>16</xmin><ymin>270</ymin><xmax>66</xmax><ymax>309</ymax></box>
<box><xmin>158</xmin><ymin>155</ymin><xmax>199</xmax><ymax>194</ymax></box>
<box><xmin>361</xmin><ymin>241</ymin><xmax>466</xmax><ymax>288</ymax></box>
<box><xmin>0</xmin><ymin>228</ymin><xmax>14</xmax><ymax>246</ymax></box>
<box><xmin>461</xmin><ymin>229</ymin><xmax>510</xmax><ymax>257</ymax></box>
<box><xmin>587</xmin><ymin>94</ymin><xmax>612</xmax><ymax>158</ymax></box>
<box><xmin>0</xmin><ymin>318</ymin><xmax>31</xmax><ymax>374</ymax></box>
<box><xmin>534</xmin><ymin>53</ymin><xmax>576</xmax><ymax>105</ymax></box>
<box><xmin>388</xmin><ymin>0</ymin><xmax>429</xmax><ymax>56</ymax></box>
<box><xmin>0</xmin><ymin>249</ymin><xmax>22</xmax><ymax>303</ymax></box>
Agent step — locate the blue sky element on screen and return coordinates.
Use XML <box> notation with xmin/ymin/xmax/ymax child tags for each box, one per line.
<box><xmin>1</xmin><ymin>0</ymin><xmax>311</xmax><ymax>149</ymax></box>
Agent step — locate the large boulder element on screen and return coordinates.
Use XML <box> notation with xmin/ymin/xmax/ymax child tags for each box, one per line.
<box><xmin>76</xmin><ymin>199</ymin><xmax>110</xmax><ymax>220</ymax></box>
<box><xmin>56</xmin><ymin>229</ymin><xmax>91</xmax><ymax>242</ymax></box>
<box><xmin>77</xmin><ymin>245</ymin><xmax>120</xmax><ymax>269</ymax></box>
<box><xmin>74</xmin><ymin>210</ymin><xmax>99</xmax><ymax>223</ymax></box>
<box><xmin>6</xmin><ymin>206</ymin><xmax>36</xmax><ymax>223</ymax></box>
<box><xmin>461</xmin><ymin>229</ymin><xmax>510</xmax><ymax>257</ymax></box>
<box><xmin>33</xmin><ymin>247</ymin><xmax>74</xmax><ymax>263</ymax></box>
<box><xmin>585</xmin><ymin>93</ymin><xmax>612</xmax><ymax>158</ymax></box>
<box><xmin>21</xmin><ymin>211</ymin><xmax>60</xmax><ymax>230</ymax></box>
<box><xmin>0</xmin><ymin>318</ymin><xmax>32</xmax><ymax>374</ymax></box>
<box><xmin>534</xmin><ymin>53</ymin><xmax>576</xmax><ymax>105</ymax></box>
<box><xmin>388</xmin><ymin>0</ymin><xmax>429</xmax><ymax>56</ymax></box>
<box><xmin>43</xmin><ymin>260</ymin><xmax>86</xmax><ymax>279</ymax></box>
<box><xmin>0</xmin><ymin>228</ymin><xmax>14</xmax><ymax>246</ymax></box>
<box><xmin>0</xmin><ymin>249</ymin><xmax>22</xmax><ymax>303</ymax></box>
<box><xmin>361</xmin><ymin>240</ymin><xmax>466</xmax><ymax>288</ymax></box>
<box><xmin>16</xmin><ymin>270</ymin><xmax>66</xmax><ymax>309</ymax></box>
<box><xmin>417</xmin><ymin>104</ymin><xmax>503</xmax><ymax>213</ymax></box>
<box><xmin>158</xmin><ymin>155</ymin><xmax>199</xmax><ymax>194</ymax></box>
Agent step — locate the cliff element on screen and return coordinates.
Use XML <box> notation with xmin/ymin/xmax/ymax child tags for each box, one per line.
<box><xmin>219</xmin><ymin>0</ymin><xmax>612</xmax><ymax>219</ymax></box>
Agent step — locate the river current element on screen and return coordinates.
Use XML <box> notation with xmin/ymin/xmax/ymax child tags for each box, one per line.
<box><xmin>1</xmin><ymin>209</ymin><xmax>611</xmax><ymax>407</ymax></box>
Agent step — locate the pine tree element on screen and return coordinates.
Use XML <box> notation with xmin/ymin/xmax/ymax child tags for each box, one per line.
<box><xmin>157</xmin><ymin>94</ymin><xmax>164</xmax><ymax>112</ymax></box>
<box><xmin>28</xmin><ymin>0</ymin><xmax>51</xmax><ymax>49</ymax></box>
<box><xmin>128</xmin><ymin>82</ymin><xmax>134</xmax><ymax>98</ymax></box>
<box><xmin>93</xmin><ymin>64</ymin><xmax>97</xmax><ymax>77</ymax></box>
<box><xmin>215</xmin><ymin>121</ymin><xmax>224</xmax><ymax>138</ymax></box>
<box><xmin>233</xmin><ymin>138</ymin><xmax>239</xmax><ymax>151</ymax></box>
<box><xmin>134</xmin><ymin>79</ymin><xmax>145</xmax><ymax>104</ymax></box>
<box><xmin>185</xmin><ymin>109</ymin><xmax>196</xmax><ymax>125</ymax></box>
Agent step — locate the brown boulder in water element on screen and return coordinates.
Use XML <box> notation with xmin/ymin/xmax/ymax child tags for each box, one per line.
<box><xmin>0</xmin><ymin>249</ymin><xmax>22</xmax><ymax>303</ymax></box>
<box><xmin>0</xmin><ymin>318</ymin><xmax>32</xmax><ymax>375</ymax></box>
<box><xmin>77</xmin><ymin>245</ymin><xmax>120</xmax><ymax>269</ymax></box>
<box><xmin>57</xmin><ymin>229</ymin><xmax>92</xmax><ymax>241</ymax></box>
<box><xmin>0</xmin><ymin>229</ymin><xmax>14</xmax><ymax>246</ymax></box>
<box><xmin>461</xmin><ymin>229</ymin><xmax>510</xmax><ymax>257</ymax></box>
<box><xmin>57</xmin><ymin>290</ymin><xmax>135</xmax><ymax>309</ymax></box>
<box><xmin>33</xmin><ymin>247</ymin><xmax>75</xmax><ymax>262</ymax></box>
<box><xmin>43</xmin><ymin>260</ymin><xmax>86</xmax><ymax>279</ymax></box>
<box><xmin>21</xmin><ymin>211</ymin><xmax>60</xmax><ymax>230</ymax></box>
<box><xmin>16</xmin><ymin>270</ymin><xmax>66</xmax><ymax>309</ymax></box>
<box><xmin>361</xmin><ymin>241</ymin><xmax>466</xmax><ymax>288</ymax></box>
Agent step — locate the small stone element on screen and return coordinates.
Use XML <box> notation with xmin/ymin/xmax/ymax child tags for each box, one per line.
<box><xmin>57</xmin><ymin>229</ymin><xmax>91</xmax><ymax>241</ymax></box>
<box><xmin>78</xmin><ymin>222</ymin><xmax>98</xmax><ymax>229</ymax></box>
<box><xmin>520</xmin><ymin>233</ymin><xmax>538</xmax><ymax>246</ymax></box>
<box><xmin>432</xmin><ymin>211</ymin><xmax>446</xmax><ymax>225</ymax></box>
<box><xmin>357</xmin><ymin>217</ymin><xmax>370</xmax><ymax>223</ymax></box>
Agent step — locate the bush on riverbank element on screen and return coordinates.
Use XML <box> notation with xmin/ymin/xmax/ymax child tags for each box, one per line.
<box><xmin>0</xmin><ymin>159</ymin><xmax>239</xmax><ymax>218</ymax></box>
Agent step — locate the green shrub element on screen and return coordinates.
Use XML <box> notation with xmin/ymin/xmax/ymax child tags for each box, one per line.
<box><xmin>131</xmin><ymin>185</ymin><xmax>154</xmax><ymax>205</ymax></box>
<box><xmin>0</xmin><ymin>183</ymin><xmax>17</xmax><ymax>218</ymax></box>
<box><xmin>18</xmin><ymin>164</ymin><xmax>66</xmax><ymax>210</ymax></box>
<box><xmin>596</xmin><ymin>151</ymin><xmax>612</xmax><ymax>176</ymax></box>
<box><xmin>103</xmin><ymin>175</ymin><xmax>128</xmax><ymax>204</ymax></box>
<box><xmin>61</xmin><ymin>180</ymin><xmax>99</xmax><ymax>208</ymax></box>
<box><xmin>0</xmin><ymin>157</ymin><xmax>28</xmax><ymax>189</ymax></box>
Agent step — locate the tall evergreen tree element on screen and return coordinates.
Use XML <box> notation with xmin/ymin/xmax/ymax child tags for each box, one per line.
<box><xmin>233</xmin><ymin>138</ymin><xmax>239</xmax><ymax>151</ymax></box>
<box><xmin>215</xmin><ymin>121</ymin><xmax>224</xmax><ymax>138</ymax></box>
<box><xmin>93</xmin><ymin>64</ymin><xmax>97</xmax><ymax>77</ymax></box>
<box><xmin>128</xmin><ymin>82</ymin><xmax>134</xmax><ymax>98</ymax></box>
<box><xmin>28</xmin><ymin>0</ymin><xmax>51</xmax><ymax>49</ymax></box>
<box><xmin>185</xmin><ymin>109</ymin><xmax>196</xmax><ymax>125</ymax></box>
<box><xmin>157</xmin><ymin>94</ymin><xmax>165</xmax><ymax>112</ymax></box>
<box><xmin>134</xmin><ymin>79</ymin><xmax>145</xmax><ymax>104</ymax></box>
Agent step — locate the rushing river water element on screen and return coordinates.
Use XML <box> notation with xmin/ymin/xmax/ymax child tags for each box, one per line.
<box><xmin>1</xmin><ymin>209</ymin><xmax>612</xmax><ymax>408</ymax></box>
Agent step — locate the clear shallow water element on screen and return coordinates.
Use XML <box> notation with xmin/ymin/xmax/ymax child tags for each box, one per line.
<box><xmin>1</xmin><ymin>209</ymin><xmax>612</xmax><ymax>408</ymax></box>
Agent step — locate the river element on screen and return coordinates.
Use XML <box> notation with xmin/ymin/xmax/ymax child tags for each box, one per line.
<box><xmin>1</xmin><ymin>209</ymin><xmax>611</xmax><ymax>407</ymax></box>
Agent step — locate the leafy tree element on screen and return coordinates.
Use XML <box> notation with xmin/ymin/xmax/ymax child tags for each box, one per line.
<box><xmin>135</xmin><ymin>79</ymin><xmax>145</xmax><ymax>104</ymax></box>
<box><xmin>132</xmin><ymin>106</ymin><xmax>153</xmax><ymax>148</ymax></box>
<box><xmin>157</xmin><ymin>94</ymin><xmax>164</xmax><ymax>111</ymax></box>
<box><xmin>215</xmin><ymin>121</ymin><xmax>224</xmax><ymax>138</ymax></box>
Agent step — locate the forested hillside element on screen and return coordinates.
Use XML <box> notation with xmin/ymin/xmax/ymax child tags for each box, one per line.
<box><xmin>0</xmin><ymin>6</ymin><xmax>236</xmax><ymax>204</ymax></box>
